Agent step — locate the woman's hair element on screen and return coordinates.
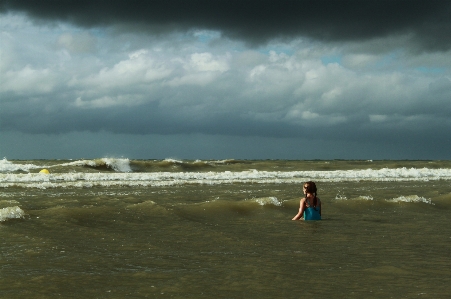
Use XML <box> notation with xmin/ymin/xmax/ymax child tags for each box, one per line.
<box><xmin>304</xmin><ymin>181</ymin><xmax>318</xmax><ymax>207</ymax></box>
<box><xmin>304</xmin><ymin>181</ymin><xmax>317</xmax><ymax>195</ymax></box>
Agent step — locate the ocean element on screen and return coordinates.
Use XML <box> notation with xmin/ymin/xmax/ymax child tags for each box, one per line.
<box><xmin>1</xmin><ymin>158</ymin><xmax>450</xmax><ymax>298</ymax></box>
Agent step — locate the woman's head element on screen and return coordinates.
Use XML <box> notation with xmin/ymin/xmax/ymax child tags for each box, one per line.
<box><xmin>303</xmin><ymin>181</ymin><xmax>317</xmax><ymax>195</ymax></box>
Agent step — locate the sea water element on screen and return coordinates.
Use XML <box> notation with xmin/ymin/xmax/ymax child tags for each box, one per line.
<box><xmin>1</xmin><ymin>158</ymin><xmax>450</xmax><ymax>298</ymax></box>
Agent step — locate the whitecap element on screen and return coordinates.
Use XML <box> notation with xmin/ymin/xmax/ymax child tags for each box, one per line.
<box><xmin>102</xmin><ymin>158</ymin><xmax>132</xmax><ymax>172</ymax></box>
<box><xmin>163</xmin><ymin>158</ymin><xmax>184</xmax><ymax>164</ymax></box>
<box><xmin>59</xmin><ymin>158</ymin><xmax>132</xmax><ymax>172</ymax></box>
<box><xmin>387</xmin><ymin>195</ymin><xmax>433</xmax><ymax>204</ymax></box>
<box><xmin>251</xmin><ymin>197</ymin><xmax>282</xmax><ymax>206</ymax></box>
<box><xmin>358</xmin><ymin>196</ymin><xmax>374</xmax><ymax>201</ymax></box>
<box><xmin>334</xmin><ymin>195</ymin><xmax>373</xmax><ymax>201</ymax></box>
<box><xmin>0</xmin><ymin>206</ymin><xmax>25</xmax><ymax>222</ymax></box>
<box><xmin>0</xmin><ymin>158</ymin><xmax>40</xmax><ymax>173</ymax></box>
<box><xmin>1</xmin><ymin>167</ymin><xmax>451</xmax><ymax>188</ymax></box>
<box><xmin>59</xmin><ymin>159</ymin><xmax>98</xmax><ymax>167</ymax></box>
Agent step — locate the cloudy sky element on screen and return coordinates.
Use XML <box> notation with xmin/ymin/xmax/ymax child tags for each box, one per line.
<box><xmin>1</xmin><ymin>0</ymin><xmax>450</xmax><ymax>160</ymax></box>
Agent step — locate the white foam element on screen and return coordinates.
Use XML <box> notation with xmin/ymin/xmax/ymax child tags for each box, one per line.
<box><xmin>1</xmin><ymin>167</ymin><xmax>450</xmax><ymax>188</ymax></box>
<box><xmin>59</xmin><ymin>159</ymin><xmax>98</xmax><ymax>167</ymax></box>
<box><xmin>387</xmin><ymin>195</ymin><xmax>433</xmax><ymax>204</ymax></box>
<box><xmin>0</xmin><ymin>158</ymin><xmax>40</xmax><ymax>172</ymax></box>
<box><xmin>334</xmin><ymin>195</ymin><xmax>373</xmax><ymax>201</ymax></box>
<box><xmin>102</xmin><ymin>158</ymin><xmax>132</xmax><ymax>172</ymax></box>
<box><xmin>358</xmin><ymin>196</ymin><xmax>374</xmax><ymax>201</ymax></box>
<box><xmin>59</xmin><ymin>158</ymin><xmax>132</xmax><ymax>172</ymax></box>
<box><xmin>0</xmin><ymin>206</ymin><xmax>25</xmax><ymax>222</ymax></box>
<box><xmin>334</xmin><ymin>194</ymin><xmax>348</xmax><ymax>200</ymax></box>
<box><xmin>210</xmin><ymin>159</ymin><xmax>238</xmax><ymax>164</ymax></box>
<box><xmin>163</xmin><ymin>158</ymin><xmax>184</xmax><ymax>164</ymax></box>
<box><xmin>251</xmin><ymin>197</ymin><xmax>282</xmax><ymax>206</ymax></box>
<box><xmin>0</xmin><ymin>158</ymin><xmax>133</xmax><ymax>173</ymax></box>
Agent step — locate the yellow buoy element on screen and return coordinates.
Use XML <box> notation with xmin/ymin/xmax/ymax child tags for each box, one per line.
<box><xmin>39</xmin><ymin>169</ymin><xmax>50</xmax><ymax>174</ymax></box>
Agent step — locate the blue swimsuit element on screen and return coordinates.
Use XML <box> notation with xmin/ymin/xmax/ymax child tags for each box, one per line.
<box><xmin>303</xmin><ymin>199</ymin><xmax>321</xmax><ymax>221</ymax></box>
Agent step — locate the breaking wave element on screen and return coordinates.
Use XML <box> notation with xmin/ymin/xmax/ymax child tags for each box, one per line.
<box><xmin>0</xmin><ymin>158</ymin><xmax>246</xmax><ymax>173</ymax></box>
<box><xmin>0</xmin><ymin>158</ymin><xmax>132</xmax><ymax>173</ymax></box>
<box><xmin>0</xmin><ymin>158</ymin><xmax>40</xmax><ymax>172</ymax></box>
<box><xmin>0</xmin><ymin>206</ymin><xmax>25</xmax><ymax>222</ymax></box>
<box><xmin>387</xmin><ymin>195</ymin><xmax>433</xmax><ymax>204</ymax></box>
<box><xmin>248</xmin><ymin>197</ymin><xmax>282</xmax><ymax>206</ymax></box>
<box><xmin>1</xmin><ymin>166</ymin><xmax>451</xmax><ymax>188</ymax></box>
<box><xmin>59</xmin><ymin>158</ymin><xmax>132</xmax><ymax>172</ymax></box>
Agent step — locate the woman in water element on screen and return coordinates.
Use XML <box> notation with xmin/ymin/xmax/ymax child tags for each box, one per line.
<box><xmin>292</xmin><ymin>181</ymin><xmax>322</xmax><ymax>220</ymax></box>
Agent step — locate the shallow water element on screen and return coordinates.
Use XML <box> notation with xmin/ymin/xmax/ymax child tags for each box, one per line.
<box><xmin>1</xmin><ymin>159</ymin><xmax>450</xmax><ymax>298</ymax></box>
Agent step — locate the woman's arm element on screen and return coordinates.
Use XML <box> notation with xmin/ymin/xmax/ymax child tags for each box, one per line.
<box><xmin>292</xmin><ymin>198</ymin><xmax>306</xmax><ymax>220</ymax></box>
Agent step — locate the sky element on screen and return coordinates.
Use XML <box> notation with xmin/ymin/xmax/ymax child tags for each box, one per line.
<box><xmin>1</xmin><ymin>0</ymin><xmax>450</xmax><ymax>160</ymax></box>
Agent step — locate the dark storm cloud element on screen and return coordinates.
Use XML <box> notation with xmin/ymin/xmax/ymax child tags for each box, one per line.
<box><xmin>1</xmin><ymin>0</ymin><xmax>450</xmax><ymax>50</ymax></box>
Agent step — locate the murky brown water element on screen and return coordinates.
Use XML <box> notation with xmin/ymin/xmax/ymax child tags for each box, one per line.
<box><xmin>1</xmin><ymin>159</ymin><xmax>450</xmax><ymax>298</ymax></box>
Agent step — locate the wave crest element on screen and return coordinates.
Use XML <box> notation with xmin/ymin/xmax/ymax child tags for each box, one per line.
<box><xmin>60</xmin><ymin>158</ymin><xmax>132</xmax><ymax>172</ymax></box>
<box><xmin>387</xmin><ymin>195</ymin><xmax>433</xmax><ymax>204</ymax></box>
<box><xmin>0</xmin><ymin>206</ymin><xmax>25</xmax><ymax>222</ymax></box>
<box><xmin>0</xmin><ymin>158</ymin><xmax>39</xmax><ymax>172</ymax></box>
<box><xmin>249</xmin><ymin>197</ymin><xmax>282</xmax><ymax>206</ymax></box>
